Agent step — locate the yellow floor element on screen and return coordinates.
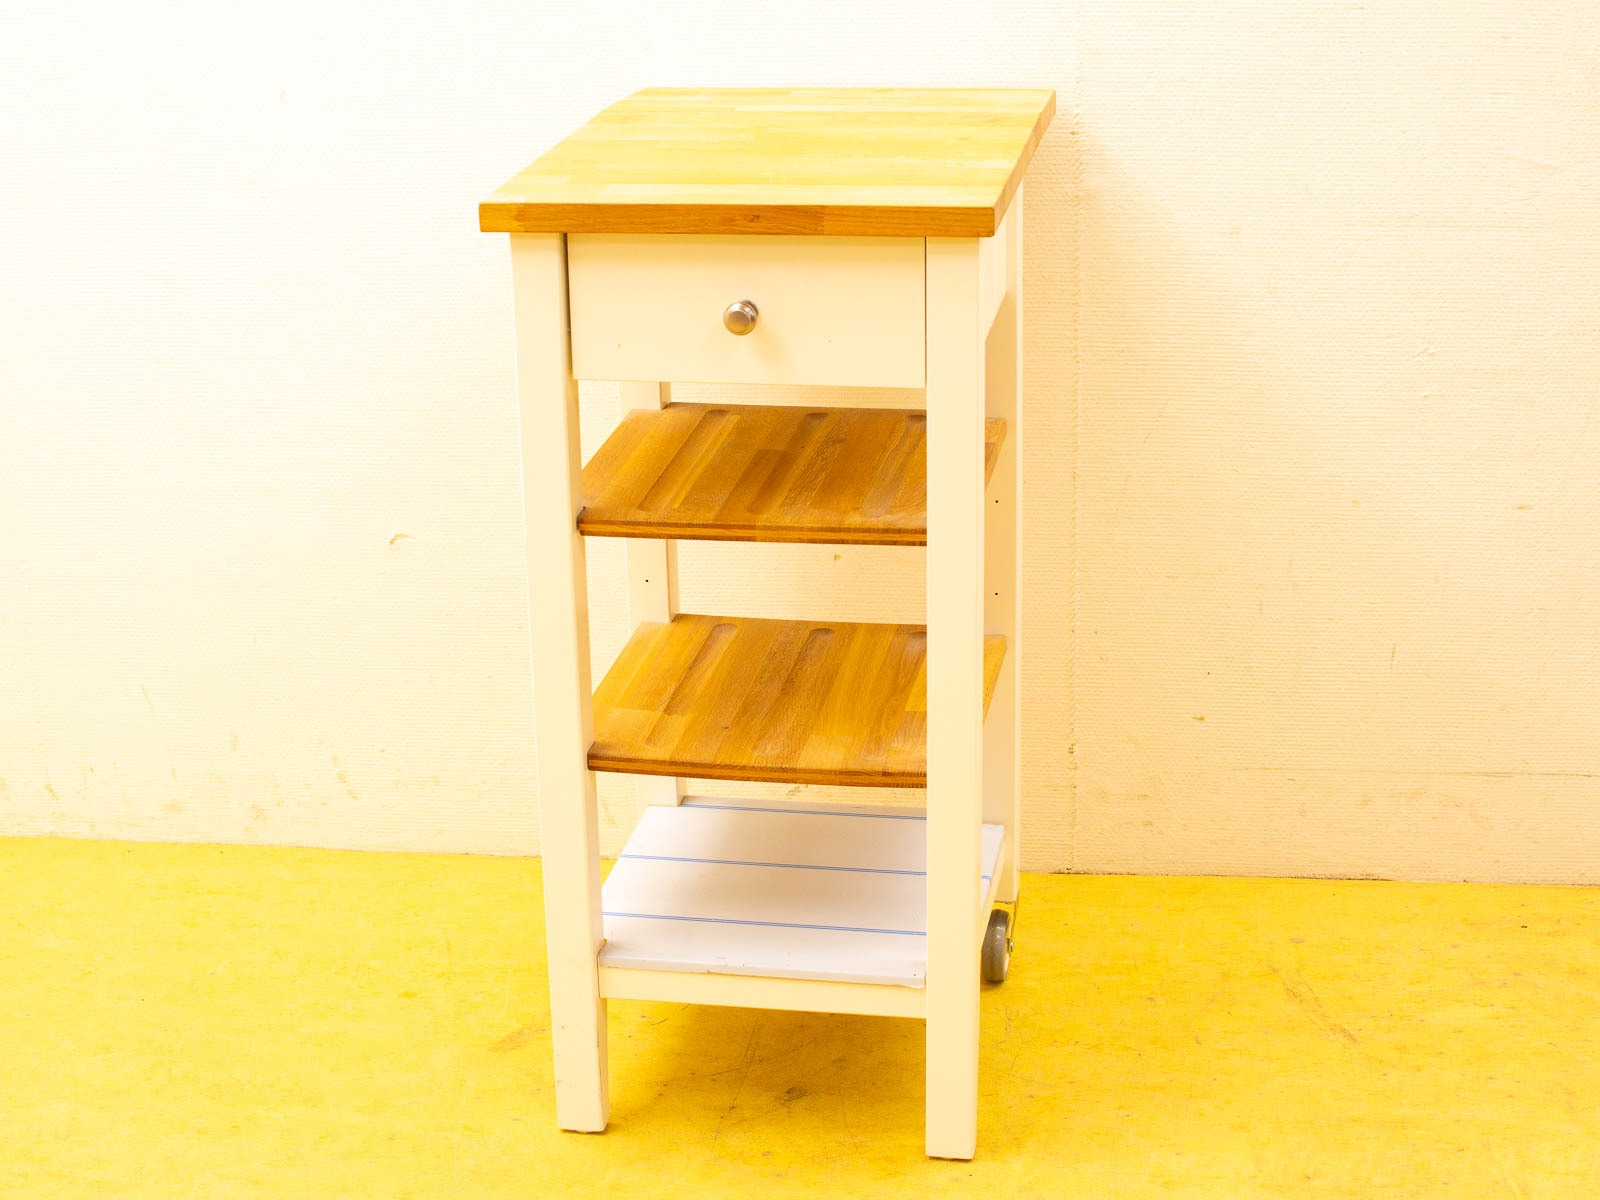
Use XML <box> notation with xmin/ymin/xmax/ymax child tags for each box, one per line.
<box><xmin>3</xmin><ymin>840</ymin><xmax>1597</xmax><ymax>1198</ymax></box>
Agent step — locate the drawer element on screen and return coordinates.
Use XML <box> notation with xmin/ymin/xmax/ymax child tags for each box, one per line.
<box><xmin>566</xmin><ymin>234</ymin><xmax>925</xmax><ymax>388</ymax></box>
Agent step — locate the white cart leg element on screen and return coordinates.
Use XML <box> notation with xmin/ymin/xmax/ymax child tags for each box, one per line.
<box><xmin>619</xmin><ymin>381</ymin><xmax>685</xmax><ymax>813</ymax></box>
<box><xmin>984</xmin><ymin>186</ymin><xmax>1024</xmax><ymax>903</ymax></box>
<box><xmin>510</xmin><ymin>233</ymin><xmax>609</xmax><ymax>1132</ymax></box>
<box><xmin>924</xmin><ymin>236</ymin><xmax>987</xmax><ymax>1161</ymax></box>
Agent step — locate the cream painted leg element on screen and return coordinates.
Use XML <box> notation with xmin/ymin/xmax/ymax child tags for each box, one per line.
<box><xmin>924</xmin><ymin>236</ymin><xmax>987</xmax><ymax>1161</ymax></box>
<box><xmin>511</xmin><ymin>233</ymin><xmax>609</xmax><ymax>1132</ymax></box>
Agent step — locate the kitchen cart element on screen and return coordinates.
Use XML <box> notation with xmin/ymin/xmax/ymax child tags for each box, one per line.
<box><xmin>480</xmin><ymin>87</ymin><xmax>1054</xmax><ymax>1160</ymax></box>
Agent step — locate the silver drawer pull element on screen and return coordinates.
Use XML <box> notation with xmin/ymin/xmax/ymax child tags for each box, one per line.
<box><xmin>722</xmin><ymin>300</ymin><xmax>759</xmax><ymax>335</ymax></box>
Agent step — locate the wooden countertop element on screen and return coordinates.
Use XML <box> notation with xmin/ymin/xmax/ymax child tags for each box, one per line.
<box><xmin>480</xmin><ymin>87</ymin><xmax>1055</xmax><ymax>237</ymax></box>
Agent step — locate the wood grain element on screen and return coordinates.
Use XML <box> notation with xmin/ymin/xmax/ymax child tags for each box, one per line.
<box><xmin>589</xmin><ymin>614</ymin><xmax>1007</xmax><ymax>787</ymax></box>
<box><xmin>481</xmin><ymin>88</ymin><xmax>1056</xmax><ymax>237</ymax></box>
<box><xmin>579</xmin><ymin>404</ymin><xmax>1005</xmax><ymax>545</ymax></box>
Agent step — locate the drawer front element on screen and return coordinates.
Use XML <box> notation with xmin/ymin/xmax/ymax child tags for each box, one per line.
<box><xmin>567</xmin><ymin>235</ymin><xmax>925</xmax><ymax>388</ymax></box>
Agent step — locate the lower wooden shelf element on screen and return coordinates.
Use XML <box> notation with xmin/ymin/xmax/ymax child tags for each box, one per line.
<box><xmin>598</xmin><ymin>798</ymin><xmax>1005</xmax><ymax>992</ymax></box>
<box><xmin>588</xmin><ymin>613</ymin><xmax>1007</xmax><ymax>787</ymax></box>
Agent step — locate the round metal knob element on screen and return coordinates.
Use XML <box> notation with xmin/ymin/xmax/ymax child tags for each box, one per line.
<box><xmin>722</xmin><ymin>299</ymin><xmax>759</xmax><ymax>335</ymax></box>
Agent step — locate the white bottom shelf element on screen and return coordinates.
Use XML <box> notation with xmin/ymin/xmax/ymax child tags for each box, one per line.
<box><xmin>599</xmin><ymin>798</ymin><xmax>1004</xmax><ymax>989</ymax></box>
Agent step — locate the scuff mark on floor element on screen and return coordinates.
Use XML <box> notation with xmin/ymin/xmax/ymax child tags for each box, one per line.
<box><xmin>1271</xmin><ymin>961</ymin><xmax>1358</xmax><ymax>1046</ymax></box>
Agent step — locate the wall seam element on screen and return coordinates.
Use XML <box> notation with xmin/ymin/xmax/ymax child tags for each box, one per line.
<box><xmin>1066</xmin><ymin>14</ymin><xmax>1084</xmax><ymax>875</ymax></box>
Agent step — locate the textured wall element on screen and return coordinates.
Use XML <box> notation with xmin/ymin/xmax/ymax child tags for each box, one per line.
<box><xmin>3</xmin><ymin>3</ymin><xmax>1597</xmax><ymax>882</ymax></box>
<box><xmin>1071</xmin><ymin>2</ymin><xmax>1600</xmax><ymax>883</ymax></box>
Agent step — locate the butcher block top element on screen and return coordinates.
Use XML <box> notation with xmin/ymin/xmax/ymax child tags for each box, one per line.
<box><xmin>479</xmin><ymin>87</ymin><xmax>1055</xmax><ymax>238</ymax></box>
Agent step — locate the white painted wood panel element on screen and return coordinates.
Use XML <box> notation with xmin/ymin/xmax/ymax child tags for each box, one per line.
<box><xmin>983</xmin><ymin>187</ymin><xmax>1024</xmax><ymax>902</ymax></box>
<box><xmin>598</xmin><ymin>967</ymin><xmax>926</xmax><ymax>1019</ymax></box>
<box><xmin>977</xmin><ymin>203</ymin><xmax>1011</xmax><ymax>337</ymax></box>
<box><xmin>597</xmin><ymin>799</ymin><xmax>1002</xmax><ymax>988</ymax></box>
<box><xmin>567</xmin><ymin>234</ymin><xmax>925</xmax><ymax>387</ymax></box>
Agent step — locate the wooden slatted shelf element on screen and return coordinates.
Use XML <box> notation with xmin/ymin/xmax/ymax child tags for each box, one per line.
<box><xmin>579</xmin><ymin>404</ymin><xmax>1006</xmax><ymax>545</ymax></box>
<box><xmin>589</xmin><ymin>613</ymin><xmax>1006</xmax><ymax>787</ymax></box>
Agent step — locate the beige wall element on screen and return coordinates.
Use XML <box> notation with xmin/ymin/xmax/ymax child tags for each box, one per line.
<box><xmin>4</xmin><ymin>3</ymin><xmax>1597</xmax><ymax>882</ymax></box>
<box><xmin>1073</xmin><ymin>3</ymin><xmax>1600</xmax><ymax>883</ymax></box>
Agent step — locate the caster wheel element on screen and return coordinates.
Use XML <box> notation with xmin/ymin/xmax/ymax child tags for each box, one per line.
<box><xmin>981</xmin><ymin>908</ymin><xmax>1012</xmax><ymax>983</ymax></box>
